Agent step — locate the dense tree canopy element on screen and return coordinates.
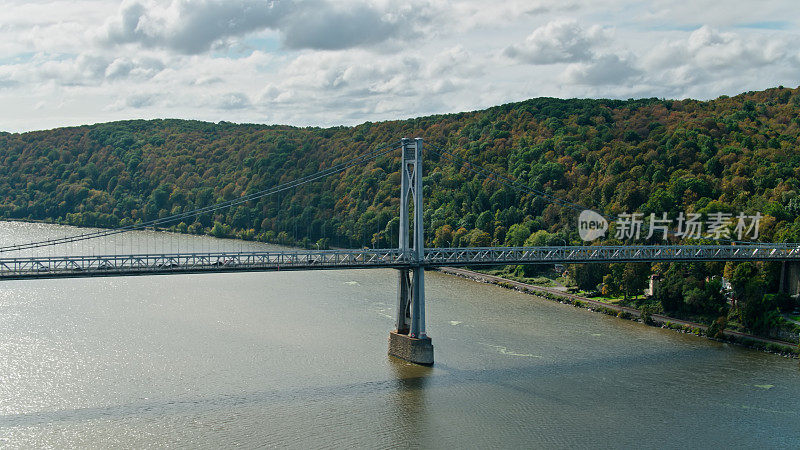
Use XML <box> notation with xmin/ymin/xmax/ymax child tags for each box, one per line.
<box><xmin>1</xmin><ymin>87</ymin><xmax>800</xmax><ymax>252</ymax></box>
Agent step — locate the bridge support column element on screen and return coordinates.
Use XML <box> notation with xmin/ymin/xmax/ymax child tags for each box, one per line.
<box><xmin>389</xmin><ymin>138</ymin><xmax>433</xmax><ymax>365</ymax></box>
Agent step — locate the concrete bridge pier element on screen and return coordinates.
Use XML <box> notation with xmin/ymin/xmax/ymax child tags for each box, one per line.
<box><xmin>390</xmin><ymin>266</ymin><xmax>432</xmax><ymax>365</ymax></box>
<box><xmin>389</xmin><ymin>138</ymin><xmax>433</xmax><ymax>365</ymax></box>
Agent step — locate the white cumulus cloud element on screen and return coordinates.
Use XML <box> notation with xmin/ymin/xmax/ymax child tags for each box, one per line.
<box><xmin>504</xmin><ymin>20</ymin><xmax>608</xmax><ymax>64</ymax></box>
<box><xmin>100</xmin><ymin>0</ymin><xmax>423</xmax><ymax>54</ymax></box>
<box><xmin>564</xmin><ymin>54</ymin><xmax>640</xmax><ymax>86</ymax></box>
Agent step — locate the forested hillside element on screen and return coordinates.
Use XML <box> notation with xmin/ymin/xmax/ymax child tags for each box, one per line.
<box><xmin>0</xmin><ymin>88</ymin><xmax>800</xmax><ymax>246</ymax></box>
<box><xmin>3</xmin><ymin>87</ymin><xmax>800</xmax><ymax>248</ymax></box>
<box><xmin>3</xmin><ymin>86</ymin><xmax>800</xmax><ymax>336</ymax></box>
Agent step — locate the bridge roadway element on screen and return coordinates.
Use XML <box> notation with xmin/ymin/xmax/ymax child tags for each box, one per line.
<box><xmin>1</xmin><ymin>244</ymin><xmax>800</xmax><ymax>280</ymax></box>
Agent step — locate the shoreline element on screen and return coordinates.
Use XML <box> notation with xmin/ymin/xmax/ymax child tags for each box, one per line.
<box><xmin>439</xmin><ymin>267</ymin><xmax>799</xmax><ymax>358</ymax></box>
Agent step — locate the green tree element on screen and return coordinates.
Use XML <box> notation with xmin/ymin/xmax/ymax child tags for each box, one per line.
<box><xmin>524</xmin><ymin>230</ymin><xmax>551</xmax><ymax>247</ymax></box>
<box><xmin>211</xmin><ymin>221</ymin><xmax>230</xmax><ymax>238</ymax></box>
<box><xmin>612</xmin><ymin>263</ymin><xmax>650</xmax><ymax>300</ymax></box>
<box><xmin>505</xmin><ymin>223</ymin><xmax>530</xmax><ymax>247</ymax></box>
<box><xmin>476</xmin><ymin>211</ymin><xmax>494</xmax><ymax>233</ymax></box>
<box><xmin>453</xmin><ymin>227</ymin><xmax>468</xmax><ymax>247</ymax></box>
<box><xmin>434</xmin><ymin>225</ymin><xmax>454</xmax><ymax>248</ymax></box>
<box><xmin>602</xmin><ymin>273</ymin><xmax>620</xmax><ymax>297</ymax></box>
<box><xmin>707</xmin><ymin>315</ymin><xmax>727</xmax><ymax>339</ymax></box>
<box><xmin>569</xmin><ymin>263</ymin><xmax>608</xmax><ymax>292</ymax></box>
<box><xmin>655</xmin><ymin>265</ymin><xmax>685</xmax><ymax>313</ymax></box>
<box><xmin>467</xmin><ymin>230</ymin><xmax>492</xmax><ymax>247</ymax></box>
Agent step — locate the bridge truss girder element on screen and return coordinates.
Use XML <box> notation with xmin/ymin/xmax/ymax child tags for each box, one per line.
<box><xmin>1</xmin><ymin>245</ymin><xmax>800</xmax><ymax>280</ymax></box>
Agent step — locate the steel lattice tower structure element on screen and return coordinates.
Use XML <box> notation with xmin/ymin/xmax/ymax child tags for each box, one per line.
<box><xmin>389</xmin><ymin>138</ymin><xmax>433</xmax><ymax>364</ymax></box>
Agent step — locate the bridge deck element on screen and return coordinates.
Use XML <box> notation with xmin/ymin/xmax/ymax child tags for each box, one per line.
<box><xmin>1</xmin><ymin>244</ymin><xmax>799</xmax><ymax>280</ymax></box>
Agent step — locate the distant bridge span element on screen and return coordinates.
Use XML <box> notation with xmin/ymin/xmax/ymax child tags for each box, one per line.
<box><xmin>2</xmin><ymin>244</ymin><xmax>799</xmax><ymax>281</ymax></box>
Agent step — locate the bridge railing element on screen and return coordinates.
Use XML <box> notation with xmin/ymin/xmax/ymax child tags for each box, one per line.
<box><xmin>423</xmin><ymin>244</ymin><xmax>800</xmax><ymax>266</ymax></box>
<box><xmin>3</xmin><ymin>244</ymin><xmax>800</xmax><ymax>280</ymax></box>
<box><xmin>0</xmin><ymin>248</ymin><xmax>409</xmax><ymax>279</ymax></box>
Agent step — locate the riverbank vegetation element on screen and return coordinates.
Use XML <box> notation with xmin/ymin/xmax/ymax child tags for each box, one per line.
<box><xmin>1</xmin><ymin>86</ymin><xmax>800</xmax><ymax>341</ymax></box>
<box><xmin>563</xmin><ymin>260</ymin><xmax>799</xmax><ymax>344</ymax></box>
<box><xmin>450</xmin><ymin>267</ymin><xmax>799</xmax><ymax>356</ymax></box>
<box><xmin>475</xmin><ymin>259</ymin><xmax>799</xmax><ymax>346</ymax></box>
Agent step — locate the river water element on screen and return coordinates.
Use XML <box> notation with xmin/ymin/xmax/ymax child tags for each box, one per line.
<box><xmin>0</xmin><ymin>221</ymin><xmax>797</xmax><ymax>448</ymax></box>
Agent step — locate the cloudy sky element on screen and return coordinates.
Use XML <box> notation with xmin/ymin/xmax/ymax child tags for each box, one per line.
<box><xmin>1</xmin><ymin>0</ymin><xmax>799</xmax><ymax>132</ymax></box>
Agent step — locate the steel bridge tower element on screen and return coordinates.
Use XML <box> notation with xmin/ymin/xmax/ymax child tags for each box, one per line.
<box><xmin>389</xmin><ymin>138</ymin><xmax>434</xmax><ymax>365</ymax></box>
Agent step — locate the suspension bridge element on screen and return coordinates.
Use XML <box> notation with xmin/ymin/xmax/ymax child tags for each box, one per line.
<box><xmin>2</xmin><ymin>138</ymin><xmax>799</xmax><ymax>364</ymax></box>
